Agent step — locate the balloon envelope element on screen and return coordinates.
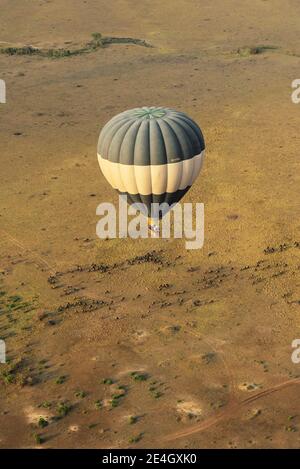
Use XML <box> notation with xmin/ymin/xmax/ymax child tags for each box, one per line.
<box><xmin>97</xmin><ymin>106</ymin><xmax>205</xmax><ymax>218</ymax></box>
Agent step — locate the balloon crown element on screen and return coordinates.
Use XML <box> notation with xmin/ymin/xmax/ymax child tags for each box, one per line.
<box><xmin>132</xmin><ymin>106</ymin><xmax>167</xmax><ymax>119</ymax></box>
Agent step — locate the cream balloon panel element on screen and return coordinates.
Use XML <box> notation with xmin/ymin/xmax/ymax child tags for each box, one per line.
<box><xmin>97</xmin><ymin>151</ymin><xmax>204</xmax><ymax>196</ymax></box>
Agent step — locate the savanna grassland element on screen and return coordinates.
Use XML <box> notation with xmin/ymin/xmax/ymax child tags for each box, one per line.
<box><xmin>0</xmin><ymin>0</ymin><xmax>300</xmax><ymax>448</ymax></box>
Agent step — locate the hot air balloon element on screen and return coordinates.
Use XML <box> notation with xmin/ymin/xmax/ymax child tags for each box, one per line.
<box><xmin>97</xmin><ymin>106</ymin><xmax>205</xmax><ymax>230</ymax></box>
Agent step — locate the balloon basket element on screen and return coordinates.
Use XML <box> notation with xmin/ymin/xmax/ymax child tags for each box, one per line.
<box><xmin>148</xmin><ymin>220</ymin><xmax>160</xmax><ymax>237</ymax></box>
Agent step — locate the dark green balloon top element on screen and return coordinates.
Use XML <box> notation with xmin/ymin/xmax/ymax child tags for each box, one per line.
<box><xmin>98</xmin><ymin>107</ymin><xmax>205</xmax><ymax>166</ymax></box>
